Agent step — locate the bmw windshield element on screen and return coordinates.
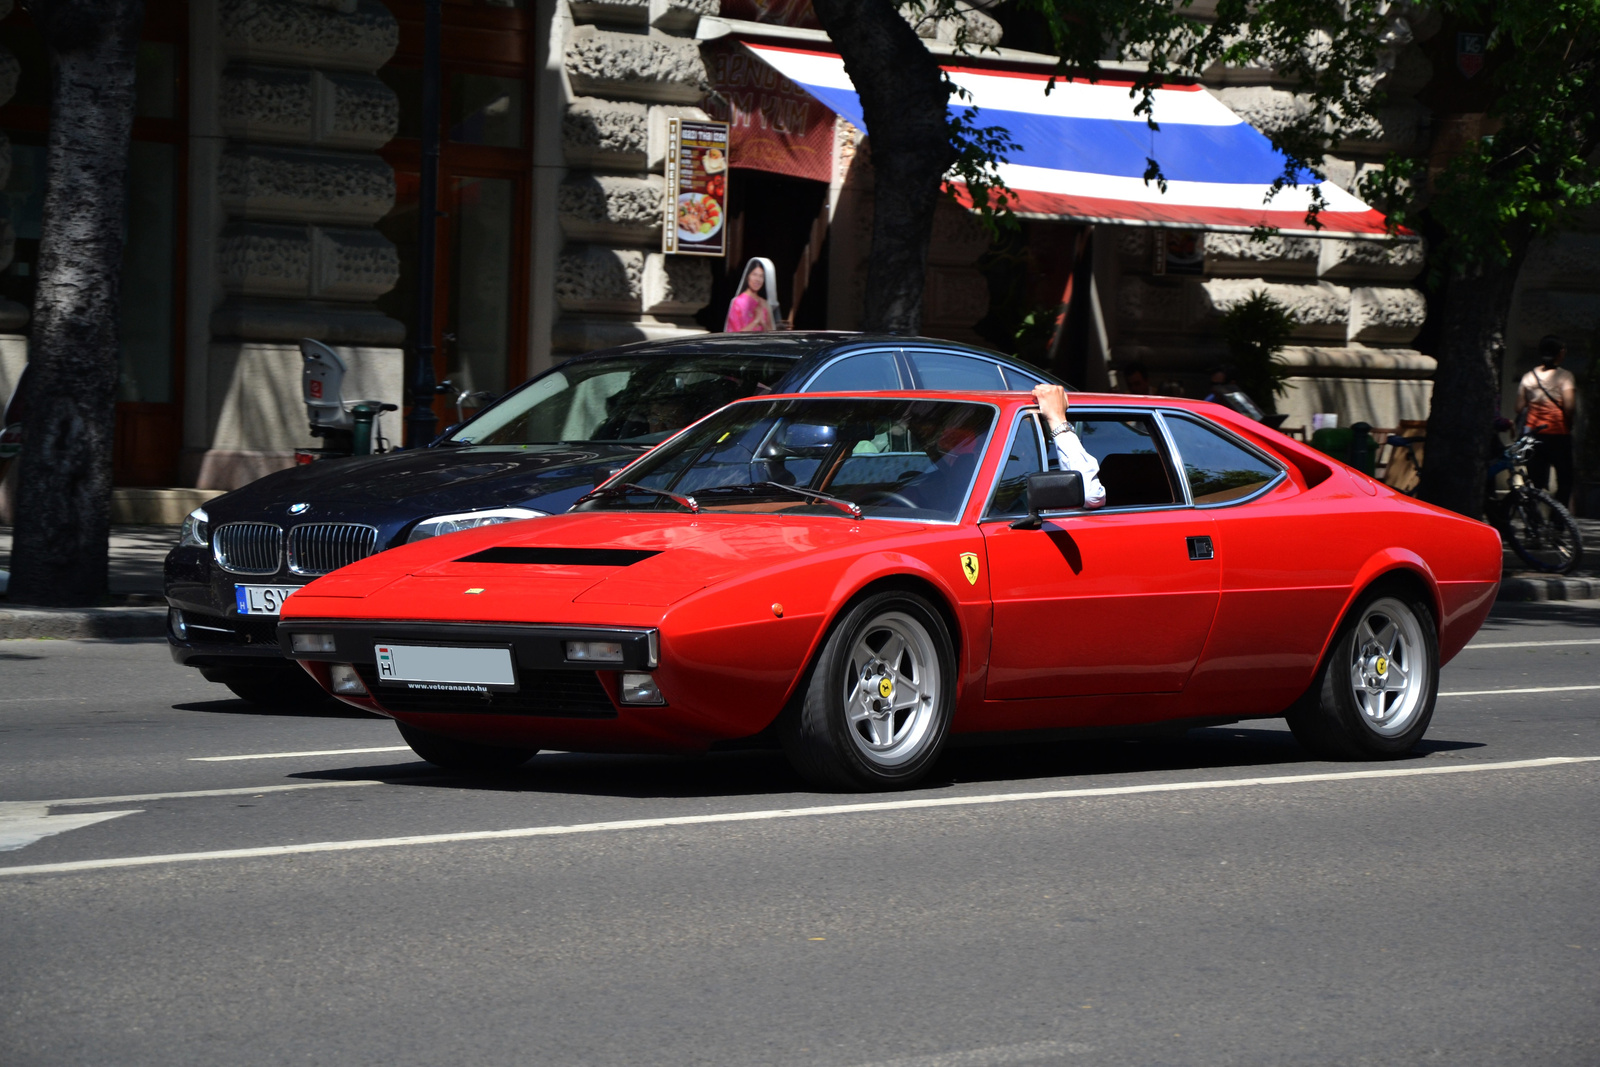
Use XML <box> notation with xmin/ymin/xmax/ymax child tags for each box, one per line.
<box><xmin>447</xmin><ymin>354</ymin><xmax>793</xmax><ymax>446</ymax></box>
<box><xmin>574</xmin><ymin>397</ymin><xmax>998</xmax><ymax>523</ymax></box>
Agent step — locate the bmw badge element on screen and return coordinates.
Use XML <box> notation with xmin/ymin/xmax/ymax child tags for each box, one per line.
<box><xmin>288</xmin><ymin>502</ymin><xmax>310</xmax><ymax>515</ymax></box>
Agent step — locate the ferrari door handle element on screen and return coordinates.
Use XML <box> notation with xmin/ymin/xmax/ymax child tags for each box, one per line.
<box><xmin>1186</xmin><ymin>535</ymin><xmax>1214</xmax><ymax>560</ymax></box>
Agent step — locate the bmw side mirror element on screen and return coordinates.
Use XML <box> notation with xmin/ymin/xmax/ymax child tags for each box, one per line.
<box><xmin>1011</xmin><ymin>470</ymin><xmax>1085</xmax><ymax>529</ymax></box>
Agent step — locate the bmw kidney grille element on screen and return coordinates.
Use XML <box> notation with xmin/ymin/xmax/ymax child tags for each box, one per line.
<box><xmin>212</xmin><ymin>521</ymin><xmax>379</xmax><ymax>576</ymax></box>
<box><xmin>212</xmin><ymin>523</ymin><xmax>285</xmax><ymax>576</ymax></box>
<box><xmin>287</xmin><ymin>523</ymin><xmax>380</xmax><ymax>576</ymax></box>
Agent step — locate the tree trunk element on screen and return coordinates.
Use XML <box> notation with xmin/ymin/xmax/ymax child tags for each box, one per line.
<box><xmin>1417</xmin><ymin>251</ymin><xmax>1526</xmax><ymax>519</ymax></box>
<box><xmin>8</xmin><ymin>0</ymin><xmax>144</xmax><ymax>606</ymax></box>
<box><xmin>812</xmin><ymin>0</ymin><xmax>953</xmax><ymax>333</ymax></box>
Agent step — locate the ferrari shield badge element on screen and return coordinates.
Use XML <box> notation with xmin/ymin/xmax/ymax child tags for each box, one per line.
<box><xmin>959</xmin><ymin>552</ymin><xmax>980</xmax><ymax>585</ymax></box>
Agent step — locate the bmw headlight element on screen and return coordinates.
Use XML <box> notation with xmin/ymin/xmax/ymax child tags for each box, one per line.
<box><xmin>180</xmin><ymin>507</ymin><xmax>210</xmax><ymax>547</ymax></box>
<box><xmin>407</xmin><ymin>507</ymin><xmax>548</xmax><ymax>543</ymax></box>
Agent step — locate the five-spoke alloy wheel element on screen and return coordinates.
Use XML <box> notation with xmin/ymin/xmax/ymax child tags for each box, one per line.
<box><xmin>783</xmin><ymin>590</ymin><xmax>955</xmax><ymax>790</ymax></box>
<box><xmin>1288</xmin><ymin>585</ymin><xmax>1439</xmax><ymax>759</ymax></box>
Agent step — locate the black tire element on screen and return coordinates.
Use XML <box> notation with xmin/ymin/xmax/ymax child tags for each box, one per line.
<box><xmin>397</xmin><ymin>722</ymin><xmax>537</xmax><ymax>773</ymax></box>
<box><xmin>781</xmin><ymin>590</ymin><xmax>956</xmax><ymax>791</ymax></box>
<box><xmin>1286</xmin><ymin>586</ymin><xmax>1439</xmax><ymax>760</ymax></box>
<box><xmin>223</xmin><ymin>666</ymin><xmax>333</xmax><ymax>707</ymax></box>
<box><xmin>1505</xmin><ymin>488</ymin><xmax>1584</xmax><ymax>574</ymax></box>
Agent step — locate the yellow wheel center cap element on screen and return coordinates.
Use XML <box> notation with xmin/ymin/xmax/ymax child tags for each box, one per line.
<box><xmin>877</xmin><ymin>676</ymin><xmax>894</xmax><ymax>700</ymax></box>
<box><xmin>1375</xmin><ymin>656</ymin><xmax>1388</xmax><ymax>676</ymax></box>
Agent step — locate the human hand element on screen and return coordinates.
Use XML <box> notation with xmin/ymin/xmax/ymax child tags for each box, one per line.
<box><xmin>1032</xmin><ymin>383</ymin><xmax>1069</xmax><ymax>427</ymax></box>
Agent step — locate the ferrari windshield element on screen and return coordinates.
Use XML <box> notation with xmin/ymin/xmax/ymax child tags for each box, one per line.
<box><xmin>575</xmin><ymin>397</ymin><xmax>998</xmax><ymax>523</ymax></box>
<box><xmin>448</xmin><ymin>353</ymin><xmax>793</xmax><ymax>446</ymax></box>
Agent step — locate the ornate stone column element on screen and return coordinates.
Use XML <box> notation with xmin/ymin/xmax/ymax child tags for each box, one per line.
<box><xmin>185</xmin><ymin>0</ymin><xmax>404</xmax><ymax>488</ymax></box>
<box><xmin>552</xmin><ymin>2</ymin><xmax>716</xmax><ymax>353</ymax></box>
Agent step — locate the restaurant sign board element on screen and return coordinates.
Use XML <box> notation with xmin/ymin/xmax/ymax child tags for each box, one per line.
<box><xmin>662</xmin><ymin>118</ymin><xmax>730</xmax><ymax>257</ymax></box>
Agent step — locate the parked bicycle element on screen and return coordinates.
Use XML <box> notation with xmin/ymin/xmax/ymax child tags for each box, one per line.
<box><xmin>1488</xmin><ymin>431</ymin><xmax>1584</xmax><ymax>573</ymax></box>
<box><xmin>1383</xmin><ymin>428</ymin><xmax>1583</xmax><ymax>574</ymax></box>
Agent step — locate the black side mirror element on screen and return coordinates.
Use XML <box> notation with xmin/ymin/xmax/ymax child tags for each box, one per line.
<box><xmin>1011</xmin><ymin>470</ymin><xmax>1085</xmax><ymax>529</ymax></box>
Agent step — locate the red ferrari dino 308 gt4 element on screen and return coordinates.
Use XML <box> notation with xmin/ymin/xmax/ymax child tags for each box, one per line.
<box><xmin>280</xmin><ymin>391</ymin><xmax>1501</xmax><ymax>790</ymax></box>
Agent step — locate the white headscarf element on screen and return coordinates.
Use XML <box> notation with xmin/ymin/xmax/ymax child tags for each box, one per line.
<box><xmin>738</xmin><ymin>257</ymin><xmax>781</xmax><ymax>324</ymax></box>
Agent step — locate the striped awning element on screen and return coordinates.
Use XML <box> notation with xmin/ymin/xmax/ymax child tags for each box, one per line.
<box><xmin>741</xmin><ymin>41</ymin><xmax>1394</xmax><ymax>238</ymax></box>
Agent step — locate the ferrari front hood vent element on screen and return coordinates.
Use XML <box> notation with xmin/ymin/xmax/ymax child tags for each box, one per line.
<box><xmin>456</xmin><ymin>546</ymin><xmax>661</xmax><ymax>567</ymax></box>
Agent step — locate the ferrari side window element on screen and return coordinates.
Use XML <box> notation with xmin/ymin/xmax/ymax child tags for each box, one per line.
<box><xmin>1163</xmin><ymin>415</ymin><xmax>1282</xmax><ymax>505</ymax></box>
<box><xmin>1066</xmin><ymin>414</ymin><xmax>1181</xmax><ymax>508</ymax></box>
<box><xmin>986</xmin><ymin>413</ymin><xmax>1045</xmax><ymax>518</ymax></box>
<box><xmin>804</xmin><ymin>352</ymin><xmax>901</xmax><ymax>392</ymax></box>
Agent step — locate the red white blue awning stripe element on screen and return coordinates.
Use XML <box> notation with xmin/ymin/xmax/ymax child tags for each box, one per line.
<box><xmin>741</xmin><ymin>41</ymin><xmax>1393</xmax><ymax>238</ymax></box>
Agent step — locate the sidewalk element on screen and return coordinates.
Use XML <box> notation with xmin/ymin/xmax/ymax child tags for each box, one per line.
<box><xmin>0</xmin><ymin>526</ymin><xmax>175</xmax><ymax>638</ymax></box>
<box><xmin>1499</xmin><ymin>515</ymin><xmax>1600</xmax><ymax>602</ymax></box>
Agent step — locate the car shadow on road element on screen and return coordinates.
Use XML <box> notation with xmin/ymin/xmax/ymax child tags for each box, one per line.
<box><xmin>282</xmin><ymin>724</ymin><xmax>1490</xmax><ymax>801</ymax></box>
<box><xmin>171</xmin><ymin>699</ymin><xmax>385</xmax><ymax>721</ymax></box>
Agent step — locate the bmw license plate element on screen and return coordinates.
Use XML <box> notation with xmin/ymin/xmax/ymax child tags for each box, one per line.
<box><xmin>374</xmin><ymin>644</ymin><xmax>518</xmax><ymax>692</ymax></box>
<box><xmin>235</xmin><ymin>584</ymin><xmax>300</xmax><ymax>615</ymax></box>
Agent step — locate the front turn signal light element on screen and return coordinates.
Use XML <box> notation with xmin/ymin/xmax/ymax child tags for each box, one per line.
<box><xmin>291</xmin><ymin>632</ymin><xmax>336</xmax><ymax>653</ymax></box>
<box><xmin>567</xmin><ymin>640</ymin><xmax>623</xmax><ymax>663</ymax></box>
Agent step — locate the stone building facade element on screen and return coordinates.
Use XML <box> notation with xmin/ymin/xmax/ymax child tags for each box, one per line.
<box><xmin>0</xmin><ymin>0</ymin><xmax>1594</xmax><ymax>514</ymax></box>
<box><xmin>553</xmin><ymin>2</ymin><xmax>716</xmax><ymax>354</ymax></box>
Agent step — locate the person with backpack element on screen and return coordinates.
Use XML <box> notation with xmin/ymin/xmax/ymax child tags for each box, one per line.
<box><xmin>1516</xmin><ymin>334</ymin><xmax>1578</xmax><ymax>506</ymax></box>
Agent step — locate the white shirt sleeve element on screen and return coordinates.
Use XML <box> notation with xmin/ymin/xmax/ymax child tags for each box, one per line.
<box><xmin>1050</xmin><ymin>424</ymin><xmax>1107</xmax><ymax>509</ymax></box>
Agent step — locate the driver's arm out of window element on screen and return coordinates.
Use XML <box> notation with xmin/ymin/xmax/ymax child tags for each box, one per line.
<box><xmin>1052</xmin><ymin>428</ymin><xmax>1107</xmax><ymax>509</ymax></box>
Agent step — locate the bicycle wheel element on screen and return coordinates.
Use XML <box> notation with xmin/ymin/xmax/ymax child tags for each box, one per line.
<box><xmin>1505</xmin><ymin>488</ymin><xmax>1584</xmax><ymax>574</ymax></box>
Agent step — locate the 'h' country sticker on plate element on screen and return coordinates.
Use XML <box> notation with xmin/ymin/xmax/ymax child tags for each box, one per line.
<box><xmin>960</xmin><ymin>552</ymin><xmax>980</xmax><ymax>585</ymax></box>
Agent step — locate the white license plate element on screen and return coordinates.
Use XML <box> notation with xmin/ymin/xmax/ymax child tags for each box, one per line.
<box><xmin>373</xmin><ymin>644</ymin><xmax>518</xmax><ymax>692</ymax></box>
<box><xmin>234</xmin><ymin>584</ymin><xmax>300</xmax><ymax>615</ymax></box>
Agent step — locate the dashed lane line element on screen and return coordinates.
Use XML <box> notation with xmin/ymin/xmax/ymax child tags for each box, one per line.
<box><xmin>7</xmin><ymin>780</ymin><xmax>386</xmax><ymax>810</ymax></box>
<box><xmin>1440</xmin><ymin>684</ymin><xmax>1600</xmax><ymax>697</ymax></box>
<box><xmin>1463</xmin><ymin>638</ymin><xmax>1600</xmax><ymax>650</ymax></box>
<box><xmin>1</xmin><ymin>756</ymin><xmax>1593</xmax><ymax>879</ymax></box>
<box><xmin>190</xmin><ymin>746</ymin><xmax>412</xmax><ymax>762</ymax></box>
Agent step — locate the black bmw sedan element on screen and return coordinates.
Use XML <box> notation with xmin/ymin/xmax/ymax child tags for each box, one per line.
<box><xmin>165</xmin><ymin>332</ymin><xmax>1062</xmax><ymax>704</ymax></box>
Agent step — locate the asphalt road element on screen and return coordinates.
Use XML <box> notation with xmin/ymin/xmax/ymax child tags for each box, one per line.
<box><xmin>2</xmin><ymin>602</ymin><xmax>1598</xmax><ymax>1066</ymax></box>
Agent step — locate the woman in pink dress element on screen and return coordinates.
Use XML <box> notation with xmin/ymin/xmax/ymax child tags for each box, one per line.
<box><xmin>724</xmin><ymin>257</ymin><xmax>780</xmax><ymax>332</ymax></box>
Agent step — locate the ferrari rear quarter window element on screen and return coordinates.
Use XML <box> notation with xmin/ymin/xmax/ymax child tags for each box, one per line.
<box><xmin>576</xmin><ymin>397</ymin><xmax>997</xmax><ymax>523</ymax></box>
<box><xmin>1163</xmin><ymin>415</ymin><xmax>1283</xmax><ymax>504</ymax></box>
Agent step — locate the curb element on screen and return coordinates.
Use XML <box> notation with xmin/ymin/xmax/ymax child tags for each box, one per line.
<box><xmin>1497</xmin><ymin>576</ymin><xmax>1600</xmax><ymax>603</ymax></box>
<box><xmin>0</xmin><ymin>605</ymin><xmax>169</xmax><ymax>640</ymax></box>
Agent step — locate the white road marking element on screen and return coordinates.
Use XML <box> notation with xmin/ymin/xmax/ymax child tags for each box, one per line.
<box><xmin>189</xmin><ymin>746</ymin><xmax>412</xmax><ymax>762</ymax></box>
<box><xmin>13</xmin><ymin>779</ymin><xmax>386</xmax><ymax>810</ymax></box>
<box><xmin>1441</xmin><ymin>684</ymin><xmax>1600</xmax><ymax>697</ymax></box>
<box><xmin>1</xmin><ymin>756</ymin><xmax>1593</xmax><ymax>879</ymax></box>
<box><xmin>844</xmin><ymin>1039</ymin><xmax>1094</xmax><ymax>1067</ymax></box>
<box><xmin>1464</xmin><ymin>638</ymin><xmax>1600</xmax><ymax>650</ymax></box>
<box><xmin>0</xmin><ymin>804</ymin><xmax>141</xmax><ymax>852</ymax></box>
